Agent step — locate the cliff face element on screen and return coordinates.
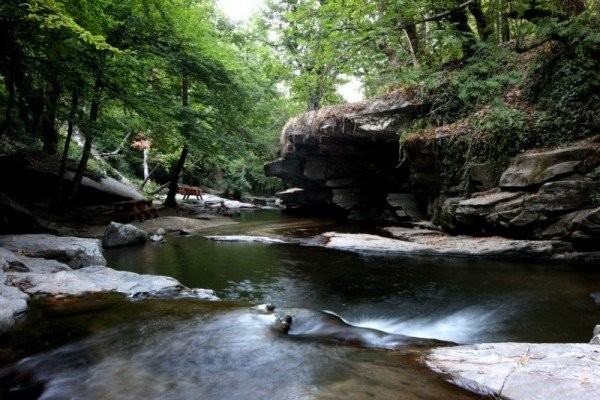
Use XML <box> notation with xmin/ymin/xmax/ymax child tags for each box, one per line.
<box><xmin>265</xmin><ymin>92</ymin><xmax>600</xmax><ymax>247</ymax></box>
<box><xmin>264</xmin><ymin>92</ymin><xmax>427</xmax><ymax>221</ymax></box>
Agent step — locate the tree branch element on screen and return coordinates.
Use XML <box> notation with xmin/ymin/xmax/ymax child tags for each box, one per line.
<box><xmin>99</xmin><ymin>130</ymin><xmax>132</xmax><ymax>157</ymax></box>
<box><xmin>397</xmin><ymin>0</ymin><xmax>474</xmax><ymax>30</ymax></box>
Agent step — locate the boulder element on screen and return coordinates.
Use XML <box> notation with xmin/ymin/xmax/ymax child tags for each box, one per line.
<box><xmin>468</xmin><ymin>162</ymin><xmax>497</xmax><ymax>191</ymax></box>
<box><xmin>499</xmin><ymin>146</ymin><xmax>598</xmax><ymax>189</ymax></box>
<box><xmin>0</xmin><ymin>234</ymin><xmax>105</xmax><ymax>268</ymax></box>
<box><xmin>519</xmin><ymin>181</ymin><xmax>599</xmax><ymax>214</ymax></box>
<box><xmin>102</xmin><ymin>222</ymin><xmax>147</xmax><ymax>248</ymax></box>
<box><xmin>453</xmin><ymin>190</ymin><xmax>526</xmax><ymax>228</ymax></box>
<box><xmin>427</xmin><ymin>343</ymin><xmax>600</xmax><ymax>399</ymax></box>
<box><xmin>591</xmin><ymin>325</ymin><xmax>600</xmax><ymax>345</ymax></box>
<box><xmin>0</xmin><ymin>282</ymin><xmax>29</xmax><ymax>333</ymax></box>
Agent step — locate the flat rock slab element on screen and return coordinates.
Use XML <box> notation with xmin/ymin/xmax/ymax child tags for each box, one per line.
<box><xmin>6</xmin><ymin>265</ymin><xmax>185</xmax><ymax>296</ymax></box>
<box><xmin>427</xmin><ymin>343</ymin><xmax>600</xmax><ymax>400</ymax></box>
<box><xmin>0</xmin><ymin>234</ymin><xmax>106</xmax><ymax>268</ymax></box>
<box><xmin>321</xmin><ymin>230</ymin><xmax>568</xmax><ymax>260</ymax></box>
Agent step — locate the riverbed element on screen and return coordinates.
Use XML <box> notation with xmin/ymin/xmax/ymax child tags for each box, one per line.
<box><xmin>2</xmin><ymin>210</ymin><xmax>600</xmax><ymax>399</ymax></box>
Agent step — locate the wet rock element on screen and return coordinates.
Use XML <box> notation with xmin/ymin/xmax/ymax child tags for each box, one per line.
<box><xmin>129</xmin><ymin>287</ymin><xmax>218</xmax><ymax>301</ymax></box>
<box><xmin>205</xmin><ymin>235</ymin><xmax>286</xmax><ymax>244</ymax></box>
<box><xmin>148</xmin><ymin>234</ymin><xmax>165</xmax><ymax>243</ymax></box>
<box><xmin>0</xmin><ymin>283</ymin><xmax>29</xmax><ymax>333</ymax></box>
<box><xmin>253</xmin><ymin>303</ymin><xmax>276</xmax><ymax>313</ymax></box>
<box><xmin>6</xmin><ymin>264</ymin><xmax>191</xmax><ymax>297</ymax></box>
<box><xmin>427</xmin><ymin>343</ymin><xmax>600</xmax><ymax>399</ymax></box>
<box><xmin>0</xmin><ymin>234</ymin><xmax>105</xmax><ymax>268</ymax></box>
<box><xmin>276</xmin><ymin>308</ymin><xmax>444</xmax><ymax>349</ymax></box>
<box><xmin>322</xmin><ymin>230</ymin><xmax>570</xmax><ymax>260</ymax></box>
<box><xmin>102</xmin><ymin>222</ymin><xmax>147</xmax><ymax>248</ymax></box>
<box><xmin>499</xmin><ymin>146</ymin><xmax>598</xmax><ymax>189</ymax></box>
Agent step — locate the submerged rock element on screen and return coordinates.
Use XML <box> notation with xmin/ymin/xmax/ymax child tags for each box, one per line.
<box><xmin>274</xmin><ymin>307</ymin><xmax>447</xmax><ymax>349</ymax></box>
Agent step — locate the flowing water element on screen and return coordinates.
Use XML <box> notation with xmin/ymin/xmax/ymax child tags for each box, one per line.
<box><xmin>2</xmin><ymin>210</ymin><xmax>600</xmax><ymax>399</ymax></box>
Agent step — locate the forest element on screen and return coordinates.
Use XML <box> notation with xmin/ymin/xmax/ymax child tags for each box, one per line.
<box><xmin>1</xmin><ymin>0</ymin><xmax>599</xmax><ymax>205</ymax></box>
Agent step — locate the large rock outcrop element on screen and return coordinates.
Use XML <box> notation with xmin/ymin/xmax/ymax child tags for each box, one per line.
<box><xmin>265</xmin><ymin>91</ymin><xmax>600</xmax><ymax>248</ymax></box>
<box><xmin>439</xmin><ymin>143</ymin><xmax>600</xmax><ymax>248</ymax></box>
<box><xmin>265</xmin><ymin>91</ymin><xmax>427</xmax><ymax>221</ymax></box>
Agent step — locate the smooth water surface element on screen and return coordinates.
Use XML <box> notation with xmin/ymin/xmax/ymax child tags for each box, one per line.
<box><xmin>3</xmin><ymin>210</ymin><xmax>600</xmax><ymax>399</ymax></box>
<box><xmin>105</xmin><ymin>211</ymin><xmax>600</xmax><ymax>344</ymax></box>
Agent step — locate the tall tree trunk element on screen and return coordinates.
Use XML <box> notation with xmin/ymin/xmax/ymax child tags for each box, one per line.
<box><xmin>447</xmin><ymin>5</ymin><xmax>477</xmax><ymax>57</ymax></box>
<box><xmin>500</xmin><ymin>0</ymin><xmax>511</xmax><ymax>42</ymax></box>
<box><xmin>469</xmin><ymin>1</ymin><xmax>492</xmax><ymax>40</ymax></box>
<box><xmin>403</xmin><ymin>25</ymin><xmax>420</xmax><ymax>67</ymax></box>
<box><xmin>1</xmin><ymin>72</ymin><xmax>15</xmax><ymax>136</ymax></box>
<box><xmin>56</xmin><ymin>89</ymin><xmax>79</xmax><ymax>207</ymax></box>
<box><xmin>143</xmin><ymin>148</ymin><xmax>149</xmax><ymax>180</ymax></box>
<box><xmin>164</xmin><ymin>73</ymin><xmax>190</xmax><ymax>207</ymax></box>
<box><xmin>66</xmin><ymin>82</ymin><xmax>100</xmax><ymax>205</ymax></box>
<box><xmin>41</xmin><ymin>74</ymin><xmax>61</xmax><ymax>155</ymax></box>
<box><xmin>164</xmin><ymin>144</ymin><xmax>188</xmax><ymax>207</ymax></box>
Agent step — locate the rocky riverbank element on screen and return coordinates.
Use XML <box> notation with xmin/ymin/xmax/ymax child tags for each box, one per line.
<box><xmin>0</xmin><ymin>233</ymin><xmax>219</xmax><ymax>333</ymax></box>
<box><xmin>265</xmin><ymin>92</ymin><xmax>600</xmax><ymax>259</ymax></box>
<box><xmin>0</xmin><ymin>191</ymin><xmax>281</xmax><ymax>333</ymax></box>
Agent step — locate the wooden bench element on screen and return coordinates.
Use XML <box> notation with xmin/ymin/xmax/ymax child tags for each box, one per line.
<box><xmin>178</xmin><ymin>185</ymin><xmax>203</xmax><ymax>200</ymax></box>
<box><xmin>110</xmin><ymin>199</ymin><xmax>163</xmax><ymax>222</ymax></box>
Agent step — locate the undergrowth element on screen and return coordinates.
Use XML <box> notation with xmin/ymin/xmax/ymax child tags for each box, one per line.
<box><xmin>402</xmin><ymin>18</ymin><xmax>600</xmax><ymax>196</ymax></box>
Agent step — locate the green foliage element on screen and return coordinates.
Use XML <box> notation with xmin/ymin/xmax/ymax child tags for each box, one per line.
<box><xmin>524</xmin><ymin>16</ymin><xmax>600</xmax><ymax>141</ymax></box>
<box><xmin>419</xmin><ymin>42</ymin><xmax>523</xmax><ymax>124</ymax></box>
<box><xmin>474</xmin><ymin>100</ymin><xmax>528</xmax><ymax>163</ymax></box>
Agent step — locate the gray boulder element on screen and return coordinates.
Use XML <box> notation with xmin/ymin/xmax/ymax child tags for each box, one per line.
<box><xmin>0</xmin><ymin>234</ymin><xmax>105</xmax><ymax>268</ymax></box>
<box><xmin>591</xmin><ymin>325</ymin><xmax>600</xmax><ymax>345</ymax></box>
<box><xmin>499</xmin><ymin>146</ymin><xmax>599</xmax><ymax>189</ymax></box>
<box><xmin>102</xmin><ymin>222</ymin><xmax>147</xmax><ymax>248</ymax></box>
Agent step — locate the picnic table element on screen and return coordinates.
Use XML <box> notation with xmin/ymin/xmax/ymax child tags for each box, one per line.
<box><xmin>178</xmin><ymin>185</ymin><xmax>203</xmax><ymax>200</ymax></box>
<box><xmin>111</xmin><ymin>199</ymin><xmax>162</xmax><ymax>221</ymax></box>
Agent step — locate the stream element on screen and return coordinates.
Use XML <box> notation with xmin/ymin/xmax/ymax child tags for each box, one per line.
<box><xmin>2</xmin><ymin>210</ymin><xmax>600</xmax><ymax>399</ymax></box>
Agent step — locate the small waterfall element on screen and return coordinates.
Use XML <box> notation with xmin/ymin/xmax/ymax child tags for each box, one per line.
<box><xmin>349</xmin><ymin>306</ymin><xmax>509</xmax><ymax>344</ymax></box>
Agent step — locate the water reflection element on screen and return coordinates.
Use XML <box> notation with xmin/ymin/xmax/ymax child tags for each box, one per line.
<box><xmin>105</xmin><ymin>229</ymin><xmax>600</xmax><ymax>344</ymax></box>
